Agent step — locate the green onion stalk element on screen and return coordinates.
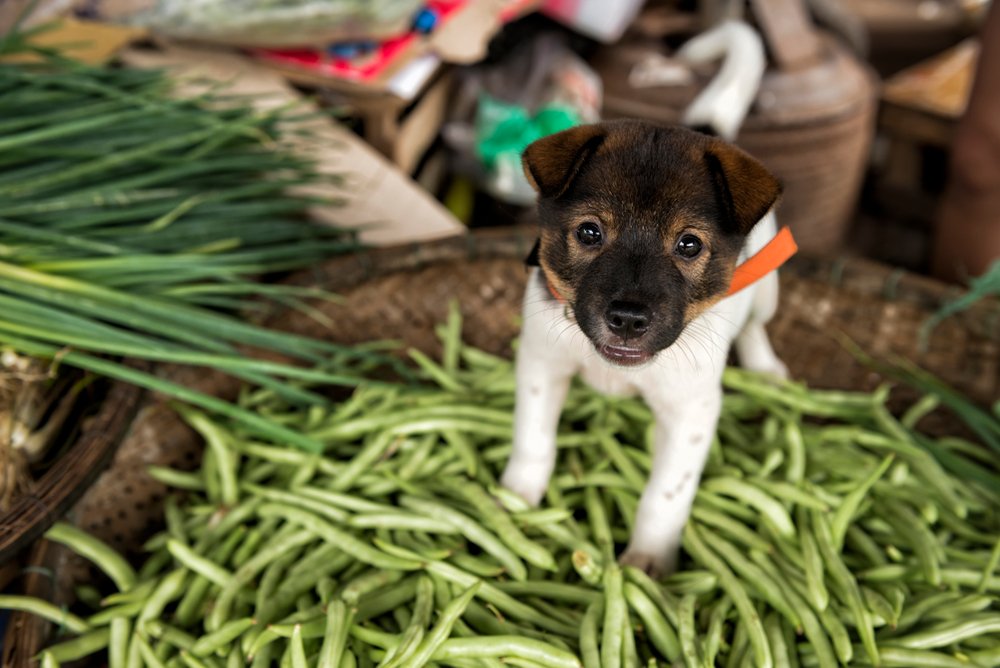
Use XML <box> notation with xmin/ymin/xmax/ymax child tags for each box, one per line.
<box><xmin>0</xmin><ymin>44</ymin><xmax>408</xmax><ymax>451</ymax></box>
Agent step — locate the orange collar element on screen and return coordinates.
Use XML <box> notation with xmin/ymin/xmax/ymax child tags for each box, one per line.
<box><xmin>545</xmin><ymin>226</ymin><xmax>797</xmax><ymax>302</ymax></box>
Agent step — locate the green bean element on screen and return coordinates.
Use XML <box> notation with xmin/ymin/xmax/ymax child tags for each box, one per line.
<box><xmin>883</xmin><ymin>499</ymin><xmax>942</xmax><ymax>586</ymax></box>
<box><xmin>496</xmin><ymin>581</ymin><xmax>600</xmax><ymax>606</ymax></box>
<box><xmin>663</xmin><ymin>569</ymin><xmax>719</xmax><ymax>595</ymax></box>
<box><xmin>44</xmin><ymin>628</ymin><xmax>111</xmax><ymax>663</ymax></box>
<box><xmin>184</xmin><ymin>409</ymin><xmax>240</xmax><ymax>506</ymax></box>
<box><xmin>875</xmin><ymin>646</ymin><xmax>980</xmax><ymax>668</ymax></box>
<box><xmin>44</xmin><ymin>522</ymin><xmax>137</xmax><ymax>591</ymax></box>
<box><xmin>409</xmin><ymin>348</ymin><xmax>464</xmax><ymax>392</ymax></box>
<box><xmin>692</xmin><ymin>506</ymin><xmax>773</xmax><ymax>553</ymax></box>
<box><xmin>136</xmin><ymin>635</ymin><xmax>168</xmax><ymax>668</ymax></box>
<box><xmin>696</xmin><ymin>489</ymin><xmax>761</xmax><ymax>523</ymax></box>
<box><xmin>978</xmin><ymin>535</ymin><xmax>1000</xmax><ymax>593</ymax></box>
<box><xmin>580</xmin><ymin>600</ymin><xmax>603</xmax><ymax>668</ymax></box>
<box><xmin>138</xmin><ymin>568</ymin><xmax>188</xmax><ymax>623</ymax></box>
<box><xmin>109</xmin><ymin>617</ymin><xmax>130</xmax><ymax>668</ymax></box>
<box><xmin>796</xmin><ymin>510</ymin><xmax>829</xmax><ymax>613</ymax></box>
<box><xmin>316</xmin><ymin>600</ymin><xmax>353</xmax><ymax>668</ymax></box>
<box><xmin>704</xmin><ymin>530</ymin><xmax>802</xmax><ymax>630</ymax></box>
<box><xmin>677</xmin><ymin>594</ymin><xmax>703</xmax><ymax>668</ymax></box>
<box><xmin>144</xmin><ymin>620</ymin><xmax>194</xmax><ymax>646</ymax></box>
<box><xmin>405</xmin><ymin>582</ymin><xmax>481</xmax><ymax>667</ymax></box>
<box><xmin>454</xmin><ymin>482</ymin><xmax>557</xmax><ymax>572</ymax></box>
<box><xmin>862</xmin><ymin>586</ymin><xmax>898</xmax><ymax>628</ymax></box>
<box><xmin>585</xmin><ymin>484</ymin><xmax>615</xmax><ymax>560</ymax></box>
<box><xmin>890</xmin><ymin>615</ymin><xmax>1000</xmax><ymax>649</ymax></box>
<box><xmin>702</xmin><ymin>477</ymin><xmax>794</xmax><ymax>538</ymax></box>
<box><xmin>685</xmin><ymin>525</ymin><xmax>773</xmax><ymax>668</ymax></box>
<box><xmin>601</xmin><ymin>563</ymin><xmax>626</xmax><ymax>668</ymax></box>
<box><xmin>810</xmin><ymin>511</ymin><xmax>878</xmax><ymax>665</ymax></box>
<box><xmin>782</xmin><ymin>420</ymin><xmax>806</xmax><ymax>484</ymax></box>
<box><xmin>748</xmin><ymin>553</ymin><xmax>836</xmax><ymax>668</ymax></box>
<box><xmin>442</xmin><ymin>429</ymin><xmax>479</xmax><ymax>478</ymax></box>
<box><xmin>260</xmin><ymin>549</ymin><xmax>353</xmax><ymax>625</ymax></box>
<box><xmin>148</xmin><ymin>465</ymin><xmax>205</xmax><ymax>491</ymax></box>
<box><xmin>704</xmin><ymin>595</ymin><xmax>733</xmax><ymax>667</ymax></box>
<box><xmin>177</xmin><ymin>527</ymin><xmax>246</xmax><ymax>626</ymax></box>
<box><xmin>598</xmin><ymin>432</ymin><xmax>646</xmax><ymax>491</ymax></box>
<box><xmin>211</xmin><ymin>528</ymin><xmax>315</xmax><ymax>630</ymax></box>
<box><xmin>622</xmin><ymin>609</ymin><xmax>640</xmax><ymax>668</ymax></box>
<box><xmin>0</xmin><ymin>595</ymin><xmax>91</xmax><ymax>634</ymax></box>
<box><xmin>88</xmin><ymin>600</ymin><xmax>144</xmax><ymax>626</ymax></box>
<box><xmin>725</xmin><ymin>617</ymin><xmax>750</xmax><ymax>668</ymax></box>
<box><xmin>939</xmin><ymin>568</ymin><xmax>1000</xmax><ymax>590</ymax></box>
<box><xmin>765</xmin><ymin>613</ymin><xmax>793</xmax><ymax>668</ymax></box>
<box><xmin>257</xmin><ymin>503</ymin><xmax>421</xmax><ymax>571</ymax></box>
<box><xmin>449</xmin><ymin>552</ymin><xmax>506</xmax><ymax>578</ymax></box>
<box><xmin>289</xmin><ymin>624</ymin><xmax>308</xmax><ymax>668</ymax></box>
<box><xmin>340</xmin><ymin>569</ymin><xmax>406</xmax><ymax>605</ymax></box>
<box><xmin>432</xmin><ymin>637</ymin><xmax>581</xmax><ymax>668</ymax></box>
<box><xmin>231</xmin><ymin>527</ymin><xmax>266</xmax><ymax>569</ymax></box>
<box><xmin>190</xmin><ymin>618</ymin><xmax>256</xmax><ymax>657</ymax></box>
<box><xmin>625</xmin><ymin>582</ymin><xmax>679</xmax><ymax>662</ymax></box>
<box><xmin>756</xmin><ymin>480</ymin><xmax>830</xmax><ymax>511</ymax></box>
<box><xmin>167</xmin><ymin>539</ymin><xmax>233</xmax><ymax>587</ymax></box>
<box><xmin>968</xmin><ymin>646</ymin><xmax>1000</xmax><ymax>667</ymax></box>
<box><xmin>179</xmin><ymin>650</ymin><xmax>219</xmax><ymax>668</ymax></box>
<box><xmin>241</xmin><ymin>483</ymin><xmax>349</xmax><ymax>523</ymax></box>
<box><xmin>817</xmin><ymin>604</ymin><xmax>852</xmax><ymax>664</ymax></box>
<box><xmin>379</xmin><ymin>577</ymin><xmax>432</xmax><ymax>668</ymax></box>
<box><xmin>355</xmin><ymin>576</ymin><xmax>420</xmax><ymax>622</ymax></box>
<box><xmin>623</xmin><ymin>566</ymin><xmax>681</xmax><ymax>628</ymax></box>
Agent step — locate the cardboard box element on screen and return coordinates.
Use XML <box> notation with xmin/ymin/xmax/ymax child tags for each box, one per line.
<box><xmin>119</xmin><ymin>42</ymin><xmax>464</xmax><ymax>247</ymax></box>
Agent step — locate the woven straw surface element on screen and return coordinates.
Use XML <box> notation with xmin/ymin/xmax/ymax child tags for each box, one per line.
<box><xmin>5</xmin><ymin>229</ymin><xmax>998</xmax><ymax>665</ymax></box>
<box><xmin>0</xmin><ymin>373</ymin><xmax>144</xmax><ymax>565</ymax></box>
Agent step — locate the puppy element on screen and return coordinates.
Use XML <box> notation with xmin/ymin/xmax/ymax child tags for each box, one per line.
<box><xmin>499</xmin><ymin>119</ymin><xmax>791</xmax><ymax>577</ymax></box>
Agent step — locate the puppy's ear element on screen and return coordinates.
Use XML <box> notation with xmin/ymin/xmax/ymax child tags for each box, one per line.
<box><xmin>704</xmin><ymin>141</ymin><xmax>782</xmax><ymax>235</ymax></box>
<box><xmin>522</xmin><ymin>124</ymin><xmax>606</xmax><ymax>199</ymax></box>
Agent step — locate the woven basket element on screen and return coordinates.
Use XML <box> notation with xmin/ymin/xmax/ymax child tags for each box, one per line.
<box><xmin>5</xmin><ymin>228</ymin><xmax>998</xmax><ymax>665</ymax></box>
<box><xmin>595</xmin><ymin>0</ymin><xmax>879</xmax><ymax>254</ymax></box>
<box><xmin>0</xmin><ymin>372</ymin><xmax>145</xmax><ymax>567</ymax></box>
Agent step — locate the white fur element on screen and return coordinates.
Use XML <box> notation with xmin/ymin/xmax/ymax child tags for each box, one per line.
<box><xmin>500</xmin><ymin>212</ymin><xmax>787</xmax><ymax>575</ymax></box>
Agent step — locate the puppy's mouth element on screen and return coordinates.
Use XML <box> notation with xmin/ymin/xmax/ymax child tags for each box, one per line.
<box><xmin>597</xmin><ymin>344</ymin><xmax>654</xmax><ymax>367</ymax></box>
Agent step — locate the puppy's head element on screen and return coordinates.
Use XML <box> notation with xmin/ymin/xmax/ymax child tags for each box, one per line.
<box><xmin>524</xmin><ymin>119</ymin><xmax>781</xmax><ymax>367</ymax></box>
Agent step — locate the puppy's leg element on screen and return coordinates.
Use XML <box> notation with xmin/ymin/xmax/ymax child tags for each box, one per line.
<box><xmin>500</xmin><ymin>334</ymin><xmax>573</xmax><ymax>507</ymax></box>
<box><xmin>734</xmin><ymin>270</ymin><xmax>788</xmax><ymax>379</ymax></box>
<box><xmin>620</xmin><ymin>388</ymin><xmax>722</xmax><ymax>577</ymax></box>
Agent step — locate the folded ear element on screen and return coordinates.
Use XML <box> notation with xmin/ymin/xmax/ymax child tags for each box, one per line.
<box><xmin>522</xmin><ymin>124</ymin><xmax>606</xmax><ymax>199</ymax></box>
<box><xmin>704</xmin><ymin>141</ymin><xmax>782</xmax><ymax>235</ymax></box>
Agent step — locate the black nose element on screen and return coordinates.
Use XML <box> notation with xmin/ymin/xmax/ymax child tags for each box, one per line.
<box><xmin>605</xmin><ymin>301</ymin><xmax>651</xmax><ymax>338</ymax></box>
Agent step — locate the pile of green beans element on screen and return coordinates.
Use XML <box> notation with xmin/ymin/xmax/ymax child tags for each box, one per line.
<box><xmin>3</xmin><ymin>309</ymin><xmax>999</xmax><ymax>668</ymax></box>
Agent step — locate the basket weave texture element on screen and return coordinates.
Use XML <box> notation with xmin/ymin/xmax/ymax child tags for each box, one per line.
<box><xmin>4</xmin><ymin>229</ymin><xmax>998</xmax><ymax>665</ymax></box>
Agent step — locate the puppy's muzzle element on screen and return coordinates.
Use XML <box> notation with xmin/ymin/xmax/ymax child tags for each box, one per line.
<box><xmin>606</xmin><ymin>301</ymin><xmax>651</xmax><ymax>339</ymax></box>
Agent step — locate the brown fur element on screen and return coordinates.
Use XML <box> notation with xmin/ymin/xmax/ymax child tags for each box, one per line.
<box><xmin>523</xmin><ymin>119</ymin><xmax>781</xmax><ymax>356</ymax></box>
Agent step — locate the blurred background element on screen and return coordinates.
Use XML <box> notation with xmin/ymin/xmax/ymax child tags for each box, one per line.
<box><xmin>2</xmin><ymin>0</ymin><xmax>996</xmax><ymax>280</ymax></box>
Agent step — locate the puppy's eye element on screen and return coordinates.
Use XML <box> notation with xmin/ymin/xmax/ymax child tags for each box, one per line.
<box><xmin>675</xmin><ymin>234</ymin><xmax>703</xmax><ymax>259</ymax></box>
<box><xmin>576</xmin><ymin>222</ymin><xmax>603</xmax><ymax>247</ymax></box>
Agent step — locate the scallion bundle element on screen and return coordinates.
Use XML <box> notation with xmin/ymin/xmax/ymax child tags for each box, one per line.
<box><xmin>0</xmin><ymin>50</ymin><xmax>406</xmax><ymax>451</ymax></box>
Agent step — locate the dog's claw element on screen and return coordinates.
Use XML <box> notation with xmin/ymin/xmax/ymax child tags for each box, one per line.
<box><xmin>498</xmin><ymin>468</ymin><xmax>547</xmax><ymax>508</ymax></box>
<box><xmin>618</xmin><ymin>549</ymin><xmax>677</xmax><ymax>580</ymax></box>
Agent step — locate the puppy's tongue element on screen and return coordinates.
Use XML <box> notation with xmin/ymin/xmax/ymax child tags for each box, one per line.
<box><xmin>599</xmin><ymin>344</ymin><xmax>652</xmax><ymax>366</ymax></box>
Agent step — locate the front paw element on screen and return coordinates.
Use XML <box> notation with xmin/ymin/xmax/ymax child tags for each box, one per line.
<box><xmin>742</xmin><ymin>354</ymin><xmax>789</xmax><ymax>381</ymax></box>
<box><xmin>619</xmin><ymin>547</ymin><xmax>678</xmax><ymax>580</ymax></box>
<box><xmin>499</xmin><ymin>464</ymin><xmax>549</xmax><ymax>507</ymax></box>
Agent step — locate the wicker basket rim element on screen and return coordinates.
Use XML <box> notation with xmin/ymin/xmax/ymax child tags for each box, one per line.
<box><xmin>286</xmin><ymin>228</ymin><xmax>1000</xmax><ymax>343</ymax></box>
